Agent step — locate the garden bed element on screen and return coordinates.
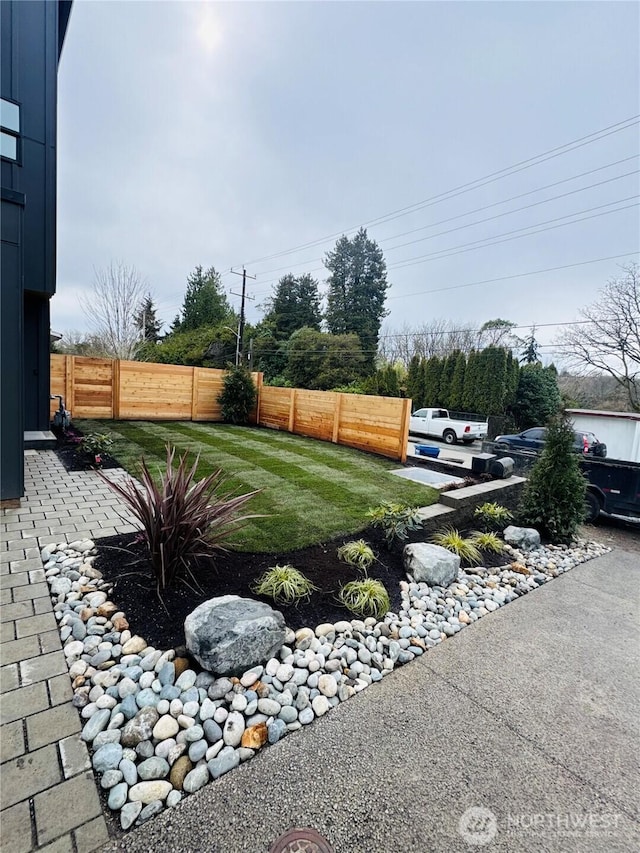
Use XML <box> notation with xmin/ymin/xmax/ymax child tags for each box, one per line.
<box><xmin>92</xmin><ymin>524</ymin><xmax>511</xmax><ymax>653</ymax></box>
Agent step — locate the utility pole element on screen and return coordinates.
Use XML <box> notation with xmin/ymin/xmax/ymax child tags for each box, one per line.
<box><xmin>230</xmin><ymin>267</ymin><xmax>256</xmax><ymax>366</ymax></box>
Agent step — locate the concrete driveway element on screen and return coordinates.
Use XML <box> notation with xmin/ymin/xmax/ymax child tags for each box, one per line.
<box><xmin>100</xmin><ymin>549</ymin><xmax>639</xmax><ymax>853</ymax></box>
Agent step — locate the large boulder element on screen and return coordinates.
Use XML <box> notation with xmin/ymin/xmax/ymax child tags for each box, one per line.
<box><xmin>184</xmin><ymin>595</ymin><xmax>286</xmax><ymax>676</ymax></box>
<box><xmin>403</xmin><ymin>543</ymin><xmax>460</xmax><ymax>588</ymax></box>
<box><xmin>503</xmin><ymin>525</ymin><xmax>541</xmax><ymax>551</ymax></box>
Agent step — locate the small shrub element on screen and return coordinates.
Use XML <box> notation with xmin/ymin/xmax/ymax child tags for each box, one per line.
<box><xmin>99</xmin><ymin>443</ymin><xmax>260</xmax><ymax>590</ymax></box>
<box><xmin>78</xmin><ymin>432</ymin><xmax>114</xmax><ymax>464</ymax></box>
<box><xmin>366</xmin><ymin>501</ymin><xmax>423</xmax><ymax>548</ymax></box>
<box><xmin>518</xmin><ymin>410</ymin><xmax>587</xmax><ymax>543</ymax></box>
<box><xmin>337</xmin><ymin>539</ymin><xmax>375</xmax><ymax>571</ymax></box>
<box><xmin>470</xmin><ymin>531</ymin><xmax>505</xmax><ymax>554</ymax></box>
<box><xmin>338</xmin><ymin>578</ymin><xmax>390</xmax><ymax>620</ymax></box>
<box><xmin>473</xmin><ymin>502</ymin><xmax>514</xmax><ymax>532</ymax></box>
<box><xmin>431</xmin><ymin>528</ymin><xmax>482</xmax><ymax>564</ymax></box>
<box><xmin>252</xmin><ymin>565</ymin><xmax>317</xmax><ymax>605</ymax></box>
<box><xmin>217</xmin><ymin>365</ymin><xmax>257</xmax><ymax>424</ymax></box>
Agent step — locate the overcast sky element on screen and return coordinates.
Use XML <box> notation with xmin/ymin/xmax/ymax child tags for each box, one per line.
<box><xmin>55</xmin><ymin>0</ymin><xmax>640</xmax><ymax>362</ymax></box>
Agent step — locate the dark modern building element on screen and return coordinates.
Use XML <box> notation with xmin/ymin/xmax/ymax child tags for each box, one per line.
<box><xmin>1</xmin><ymin>0</ymin><xmax>72</xmax><ymax>503</ymax></box>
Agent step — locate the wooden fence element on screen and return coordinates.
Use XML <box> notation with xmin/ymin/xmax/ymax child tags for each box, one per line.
<box><xmin>259</xmin><ymin>386</ymin><xmax>410</xmax><ymax>462</ymax></box>
<box><xmin>50</xmin><ymin>355</ymin><xmax>410</xmax><ymax>461</ymax></box>
<box><xmin>50</xmin><ymin>355</ymin><xmax>262</xmax><ymax>422</ymax></box>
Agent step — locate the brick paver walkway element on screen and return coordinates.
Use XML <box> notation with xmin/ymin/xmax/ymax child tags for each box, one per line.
<box><xmin>1</xmin><ymin>450</ymin><xmax>139</xmax><ymax>853</ymax></box>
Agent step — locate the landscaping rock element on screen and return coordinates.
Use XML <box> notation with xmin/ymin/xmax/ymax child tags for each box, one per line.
<box><xmin>184</xmin><ymin>595</ymin><xmax>286</xmax><ymax>675</ymax></box>
<box><xmin>403</xmin><ymin>543</ymin><xmax>460</xmax><ymax>587</ymax></box>
<box><xmin>504</xmin><ymin>526</ymin><xmax>541</xmax><ymax>551</ymax></box>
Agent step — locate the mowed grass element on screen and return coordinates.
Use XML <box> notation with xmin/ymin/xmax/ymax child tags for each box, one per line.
<box><xmin>76</xmin><ymin>420</ymin><xmax>438</xmax><ymax>552</ymax></box>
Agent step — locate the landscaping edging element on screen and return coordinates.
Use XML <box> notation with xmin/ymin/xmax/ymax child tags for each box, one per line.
<box><xmin>43</xmin><ymin>532</ymin><xmax>610</xmax><ymax>833</ymax></box>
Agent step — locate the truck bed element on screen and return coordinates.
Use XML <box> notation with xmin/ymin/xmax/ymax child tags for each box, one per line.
<box><xmin>580</xmin><ymin>457</ymin><xmax>640</xmax><ymax>520</ymax></box>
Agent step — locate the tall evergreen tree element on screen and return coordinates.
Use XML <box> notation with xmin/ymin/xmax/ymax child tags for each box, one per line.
<box><xmin>324</xmin><ymin>228</ymin><xmax>389</xmax><ymax>371</ymax></box>
<box><xmin>134</xmin><ymin>293</ymin><xmax>163</xmax><ymax>343</ymax></box>
<box><xmin>462</xmin><ymin>350</ymin><xmax>480</xmax><ymax>411</ymax></box>
<box><xmin>513</xmin><ymin>363</ymin><xmax>562</xmax><ymax>430</ymax></box>
<box><xmin>406</xmin><ymin>355</ymin><xmax>423</xmax><ymax>408</ymax></box>
<box><xmin>520</xmin><ymin>325</ymin><xmax>541</xmax><ymax>364</ymax></box>
<box><xmin>179</xmin><ymin>266</ymin><xmax>232</xmax><ymax>331</ymax></box>
<box><xmin>475</xmin><ymin>346</ymin><xmax>508</xmax><ymax>415</ymax></box>
<box><xmin>262</xmin><ymin>273</ymin><xmax>322</xmax><ymax>340</ymax></box>
<box><xmin>438</xmin><ymin>351</ymin><xmax>458</xmax><ymax>408</ymax></box>
<box><xmin>448</xmin><ymin>351</ymin><xmax>467</xmax><ymax>412</ymax></box>
<box><xmin>423</xmin><ymin>356</ymin><xmax>443</xmax><ymax>405</ymax></box>
<box><xmin>504</xmin><ymin>351</ymin><xmax>520</xmax><ymax>409</ymax></box>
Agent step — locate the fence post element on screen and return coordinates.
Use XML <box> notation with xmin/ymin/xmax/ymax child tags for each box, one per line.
<box><xmin>64</xmin><ymin>355</ymin><xmax>75</xmax><ymax>415</ymax></box>
<box><xmin>253</xmin><ymin>372</ymin><xmax>263</xmax><ymax>425</ymax></box>
<box><xmin>332</xmin><ymin>393</ymin><xmax>342</xmax><ymax>443</ymax></box>
<box><xmin>399</xmin><ymin>398</ymin><xmax>411</xmax><ymax>462</ymax></box>
<box><xmin>191</xmin><ymin>368</ymin><xmax>199</xmax><ymax>421</ymax></box>
<box><xmin>112</xmin><ymin>360</ymin><xmax>120</xmax><ymax>419</ymax></box>
<box><xmin>288</xmin><ymin>389</ymin><xmax>297</xmax><ymax>432</ymax></box>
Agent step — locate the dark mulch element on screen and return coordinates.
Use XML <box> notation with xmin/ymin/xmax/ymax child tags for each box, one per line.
<box><xmin>93</xmin><ymin>527</ymin><xmax>510</xmax><ymax>654</ymax></box>
<box><xmin>53</xmin><ymin>425</ymin><xmax>121</xmax><ymax>472</ymax></box>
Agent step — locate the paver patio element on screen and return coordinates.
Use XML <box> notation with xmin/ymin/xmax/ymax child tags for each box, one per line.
<box><xmin>0</xmin><ymin>450</ymin><xmax>138</xmax><ymax>853</ymax></box>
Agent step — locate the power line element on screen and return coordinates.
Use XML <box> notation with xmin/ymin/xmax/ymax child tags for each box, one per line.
<box><xmin>386</xmin><ymin>251</ymin><xmax>639</xmax><ymax>300</ymax></box>
<box><xmin>389</xmin><ymin>198</ymin><xmax>638</xmax><ymax>270</ymax></box>
<box><xmin>235</xmin><ymin>114</ymin><xmax>639</xmax><ymax>268</ymax></box>
<box><xmin>382</xmin><ymin>170</ymin><xmax>639</xmax><ymax>254</ymax></box>
<box><xmin>248</xmin><ymin>157</ymin><xmax>639</xmax><ymax>281</ymax></box>
<box><xmin>250</xmin><ymin>198</ymin><xmax>638</xmax><ymax>292</ymax></box>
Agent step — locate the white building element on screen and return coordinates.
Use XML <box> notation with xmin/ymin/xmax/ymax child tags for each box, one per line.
<box><xmin>567</xmin><ymin>410</ymin><xmax>640</xmax><ymax>463</ymax></box>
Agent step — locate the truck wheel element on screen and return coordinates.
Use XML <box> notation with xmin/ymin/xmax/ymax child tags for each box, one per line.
<box><xmin>443</xmin><ymin>429</ymin><xmax>457</xmax><ymax>445</ymax></box>
<box><xmin>583</xmin><ymin>491</ymin><xmax>601</xmax><ymax>523</ymax></box>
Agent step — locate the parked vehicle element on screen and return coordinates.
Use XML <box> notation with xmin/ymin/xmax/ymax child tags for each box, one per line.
<box><xmin>409</xmin><ymin>408</ymin><xmax>488</xmax><ymax>445</ymax></box>
<box><xmin>581</xmin><ymin>457</ymin><xmax>640</xmax><ymax>522</ymax></box>
<box><xmin>494</xmin><ymin>427</ymin><xmax>607</xmax><ymax>457</ymax></box>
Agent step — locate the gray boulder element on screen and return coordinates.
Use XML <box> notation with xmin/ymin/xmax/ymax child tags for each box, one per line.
<box><xmin>184</xmin><ymin>595</ymin><xmax>286</xmax><ymax>676</ymax></box>
<box><xmin>504</xmin><ymin>525</ymin><xmax>541</xmax><ymax>551</ymax></box>
<box><xmin>403</xmin><ymin>543</ymin><xmax>460</xmax><ymax>588</ymax></box>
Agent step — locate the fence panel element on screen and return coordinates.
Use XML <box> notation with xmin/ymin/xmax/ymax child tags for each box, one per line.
<box><xmin>258</xmin><ymin>385</ymin><xmax>409</xmax><ymax>461</ymax></box>
<box><xmin>118</xmin><ymin>361</ymin><xmax>193</xmax><ymax>420</ymax></box>
<box><xmin>192</xmin><ymin>368</ymin><xmax>224</xmax><ymax>421</ymax></box>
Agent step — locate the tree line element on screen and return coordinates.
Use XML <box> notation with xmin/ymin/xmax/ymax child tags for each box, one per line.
<box><xmin>56</xmin><ymin>249</ymin><xmax>638</xmax><ymax>416</ymax></box>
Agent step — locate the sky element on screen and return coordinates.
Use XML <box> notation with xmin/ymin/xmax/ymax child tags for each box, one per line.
<box><xmin>55</xmin><ymin>0</ymin><xmax>640</xmax><ymax>363</ymax></box>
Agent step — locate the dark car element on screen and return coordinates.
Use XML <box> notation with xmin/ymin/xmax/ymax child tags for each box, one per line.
<box><xmin>494</xmin><ymin>427</ymin><xmax>607</xmax><ymax>457</ymax></box>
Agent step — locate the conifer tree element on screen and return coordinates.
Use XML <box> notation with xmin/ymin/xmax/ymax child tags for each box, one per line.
<box><xmin>462</xmin><ymin>350</ymin><xmax>480</xmax><ymax>411</ymax></box>
<box><xmin>519</xmin><ymin>410</ymin><xmax>586</xmax><ymax>543</ymax></box>
<box><xmin>325</xmin><ymin>228</ymin><xmax>389</xmax><ymax>371</ymax></box>
<box><xmin>448</xmin><ymin>351</ymin><xmax>467</xmax><ymax>412</ymax></box>
<box><xmin>438</xmin><ymin>352</ymin><xmax>458</xmax><ymax>408</ymax></box>
<box><xmin>407</xmin><ymin>355</ymin><xmax>423</xmax><ymax>407</ymax></box>
<box><xmin>423</xmin><ymin>356</ymin><xmax>443</xmax><ymax>405</ymax></box>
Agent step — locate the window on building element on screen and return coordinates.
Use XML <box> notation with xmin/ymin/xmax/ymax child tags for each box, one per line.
<box><xmin>0</xmin><ymin>98</ymin><xmax>20</xmax><ymax>162</ymax></box>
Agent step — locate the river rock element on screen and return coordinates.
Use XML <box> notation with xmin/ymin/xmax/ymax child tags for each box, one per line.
<box><xmin>128</xmin><ymin>781</ymin><xmax>172</xmax><ymax>804</ymax></box>
<box><xmin>121</xmin><ymin>707</ymin><xmax>159</xmax><ymax>748</ymax></box>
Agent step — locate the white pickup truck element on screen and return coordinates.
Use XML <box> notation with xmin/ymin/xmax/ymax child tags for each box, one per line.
<box><xmin>409</xmin><ymin>408</ymin><xmax>488</xmax><ymax>445</ymax></box>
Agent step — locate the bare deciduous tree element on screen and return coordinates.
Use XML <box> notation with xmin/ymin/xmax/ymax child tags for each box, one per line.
<box><xmin>379</xmin><ymin>319</ymin><xmax>480</xmax><ymax>368</ymax></box>
<box><xmin>80</xmin><ymin>261</ymin><xmax>148</xmax><ymax>360</ymax></box>
<box><xmin>556</xmin><ymin>263</ymin><xmax>639</xmax><ymax>412</ymax></box>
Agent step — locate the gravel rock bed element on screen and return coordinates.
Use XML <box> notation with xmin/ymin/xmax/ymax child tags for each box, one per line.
<box><xmin>44</xmin><ymin>536</ymin><xmax>610</xmax><ymax>830</ymax></box>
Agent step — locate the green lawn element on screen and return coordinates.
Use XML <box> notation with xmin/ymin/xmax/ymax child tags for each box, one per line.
<box><xmin>76</xmin><ymin>420</ymin><xmax>438</xmax><ymax>552</ymax></box>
